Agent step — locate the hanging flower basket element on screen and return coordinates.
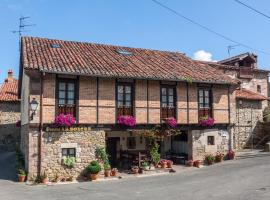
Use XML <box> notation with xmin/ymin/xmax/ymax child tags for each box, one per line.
<box><xmin>54</xmin><ymin>114</ymin><xmax>76</xmax><ymax>127</ymax></box>
<box><xmin>117</xmin><ymin>115</ymin><xmax>136</xmax><ymax>127</ymax></box>
<box><xmin>199</xmin><ymin>116</ymin><xmax>215</xmax><ymax>127</ymax></box>
<box><xmin>165</xmin><ymin>117</ymin><xmax>177</xmax><ymax>128</ymax></box>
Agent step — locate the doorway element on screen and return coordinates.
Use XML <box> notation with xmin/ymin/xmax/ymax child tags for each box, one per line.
<box><xmin>106</xmin><ymin>137</ymin><xmax>120</xmax><ymax>168</ymax></box>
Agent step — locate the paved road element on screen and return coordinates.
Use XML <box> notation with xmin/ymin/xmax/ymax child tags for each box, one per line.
<box><xmin>1</xmin><ymin>152</ymin><xmax>270</xmax><ymax>200</ymax></box>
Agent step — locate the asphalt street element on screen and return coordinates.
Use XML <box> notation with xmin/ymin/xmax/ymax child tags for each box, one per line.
<box><xmin>1</xmin><ymin>151</ymin><xmax>270</xmax><ymax>200</ymax></box>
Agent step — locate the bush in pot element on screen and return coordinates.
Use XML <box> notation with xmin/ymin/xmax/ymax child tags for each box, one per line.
<box><xmin>186</xmin><ymin>160</ymin><xmax>194</xmax><ymax>167</ymax></box>
<box><xmin>215</xmin><ymin>152</ymin><xmax>224</xmax><ymax>163</ymax></box>
<box><xmin>131</xmin><ymin>166</ymin><xmax>139</xmax><ymax>174</ymax></box>
<box><xmin>205</xmin><ymin>154</ymin><xmax>215</xmax><ymax>165</ymax></box>
<box><xmin>87</xmin><ymin>161</ymin><xmax>101</xmax><ymax>181</ymax></box>
<box><xmin>40</xmin><ymin>171</ymin><xmax>49</xmax><ymax>184</ymax></box>
<box><xmin>17</xmin><ymin>168</ymin><xmax>26</xmax><ymax>182</ymax></box>
<box><xmin>193</xmin><ymin>160</ymin><xmax>202</xmax><ymax>168</ymax></box>
<box><xmin>227</xmin><ymin>150</ymin><xmax>235</xmax><ymax>160</ymax></box>
<box><xmin>103</xmin><ymin>162</ymin><xmax>111</xmax><ymax>177</ymax></box>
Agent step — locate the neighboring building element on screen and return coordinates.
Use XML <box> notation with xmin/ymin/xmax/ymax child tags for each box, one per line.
<box><xmin>208</xmin><ymin>53</ymin><xmax>269</xmax><ymax>149</ymax></box>
<box><xmin>19</xmin><ymin>37</ymin><xmax>238</xmax><ymax>179</ymax></box>
<box><xmin>0</xmin><ymin>70</ymin><xmax>20</xmax><ymax>151</ymax></box>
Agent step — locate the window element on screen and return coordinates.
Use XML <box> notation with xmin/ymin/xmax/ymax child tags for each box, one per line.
<box><xmin>57</xmin><ymin>79</ymin><xmax>76</xmax><ymax>117</ymax></box>
<box><xmin>127</xmin><ymin>137</ymin><xmax>136</xmax><ymax>149</ymax></box>
<box><xmin>257</xmin><ymin>85</ymin><xmax>261</xmax><ymax>93</ymax></box>
<box><xmin>198</xmin><ymin>88</ymin><xmax>212</xmax><ymax>119</ymax></box>
<box><xmin>161</xmin><ymin>86</ymin><xmax>176</xmax><ymax>119</ymax></box>
<box><xmin>62</xmin><ymin>148</ymin><xmax>76</xmax><ymax>157</ymax></box>
<box><xmin>207</xmin><ymin>136</ymin><xmax>215</xmax><ymax>145</ymax></box>
<box><xmin>117</xmin><ymin>83</ymin><xmax>133</xmax><ymax>116</ymax></box>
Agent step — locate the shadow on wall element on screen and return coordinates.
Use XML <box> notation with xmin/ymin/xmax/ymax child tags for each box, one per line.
<box><xmin>0</xmin><ymin>124</ymin><xmax>20</xmax><ymax>152</ymax></box>
<box><xmin>0</xmin><ymin>151</ymin><xmax>17</xmax><ymax>181</ymax></box>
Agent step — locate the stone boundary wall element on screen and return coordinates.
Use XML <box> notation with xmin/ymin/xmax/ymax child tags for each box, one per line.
<box><xmin>0</xmin><ymin>102</ymin><xmax>20</xmax><ymax>151</ymax></box>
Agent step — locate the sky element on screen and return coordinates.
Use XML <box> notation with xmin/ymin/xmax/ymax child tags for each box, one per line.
<box><xmin>1</xmin><ymin>0</ymin><xmax>270</xmax><ymax>83</ymax></box>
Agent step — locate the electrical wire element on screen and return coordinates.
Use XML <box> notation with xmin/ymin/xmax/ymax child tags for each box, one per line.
<box><xmin>150</xmin><ymin>0</ymin><xmax>270</xmax><ymax>55</ymax></box>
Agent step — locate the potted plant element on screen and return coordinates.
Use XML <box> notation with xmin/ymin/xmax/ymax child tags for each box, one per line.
<box><xmin>166</xmin><ymin>160</ymin><xmax>173</xmax><ymax>168</ymax></box>
<box><xmin>131</xmin><ymin>166</ymin><xmax>139</xmax><ymax>174</ymax></box>
<box><xmin>193</xmin><ymin>160</ymin><xmax>202</xmax><ymax>168</ymax></box>
<box><xmin>186</xmin><ymin>160</ymin><xmax>194</xmax><ymax>167</ymax></box>
<box><xmin>215</xmin><ymin>152</ymin><xmax>224</xmax><ymax>163</ymax></box>
<box><xmin>227</xmin><ymin>150</ymin><xmax>235</xmax><ymax>160</ymax></box>
<box><xmin>110</xmin><ymin>168</ymin><xmax>118</xmax><ymax>177</ymax></box>
<box><xmin>141</xmin><ymin>161</ymin><xmax>149</xmax><ymax>170</ymax></box>
<box><xmin>205</xmin><ymin>154</ymin><xmax>215</xmax><ymax>165</ymax></box>
<box><xmin>103</xmin><ymin>162</ymin><xmax>111</xmax><ymax>177</ymax></box>
<box><xmin>160</xmin><ymin>160</ymin><xmax>167</xmax><ymax>169</ymax></box>
<box><xmin>40</xmin><ymin>171</ymin><xmax>49</xmax><ymax>184</ymax></box>
<box><xmin>87</xmin><ymin>161</ymin><xmax>101</xmax><ymax>181</ymax></box>
<box><xmin>199</xmin><ymin>116</ymin><xmax>215</xmax><ymax>127</ymax></box>
<box><xmin>117</xmin><ymin>115</ymin><xmax>136</xmax><ymax>127</ymax></box>
<box><xmin>17</xmin><ymin>169</ymin><xmax>26</xmax><ymax>182</ymax></box>
<box><xmin>150</xmin><ymin>142</ymin><xmax>160</xmax><ymax>167</ymax></box>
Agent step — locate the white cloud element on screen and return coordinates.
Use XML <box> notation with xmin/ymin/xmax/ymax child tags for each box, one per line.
<box><xmin>193</xmin><ymin>50</ymin><xmax>215</xmax><ymax>62</ymax></box>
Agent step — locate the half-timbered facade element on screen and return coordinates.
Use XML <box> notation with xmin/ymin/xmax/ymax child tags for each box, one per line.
<box><xmin>19</xmin><ymin>37</ymin><xmax>238</xmax><ymax>179</ymax></box>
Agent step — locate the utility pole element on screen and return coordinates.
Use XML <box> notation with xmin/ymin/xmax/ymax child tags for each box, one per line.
<box><xmin>12</xmin><ymin>16</ymin><xmax>36</xmax><ymax>51</ymax></box>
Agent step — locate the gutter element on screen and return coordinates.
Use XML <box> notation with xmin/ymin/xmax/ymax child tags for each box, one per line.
<box><xmin>39</xmin><ymin>69</ymin><xmax>239</xmax><ymax>86</ymax></box>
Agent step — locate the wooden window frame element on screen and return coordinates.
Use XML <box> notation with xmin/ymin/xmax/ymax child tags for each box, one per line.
<box><xmin>62</xmin><ymin>148</ymin><xmax>76</xmax><ymax>157</ymax></box>
<box><xmin>257</xmin><ymin>85</ymin><xmax>261</xmax><ymax>93</ymax></box>
<box><xmin>160</xmin><ymin>85</ymin><xmax>176</xmax><ymax>120</ymax></box>
<box><xmin>56</xmin><ymin>77</ymin><xmax>78</xmax><ymax>119</ymax></box>
<box><xmin>127</xmin><ymin>137</ymin><xmax>136</xmax><ymax>149</ymax></box>
<box><xmin>198</xmin><ymin>87</ymin><xmax>213</xmax><ymax>119</ymax></box>
<box><xmin>207</xmin><ymin>136</ymin><xmax>215</xmax><ymax>145</ymax></box>
<box><xmin>116</xmin><ymin>82</ymin><xmax>134</xmax><ymax>117</ymax></box>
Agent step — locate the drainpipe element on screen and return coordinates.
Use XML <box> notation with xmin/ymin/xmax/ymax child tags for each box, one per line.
<box><xmin>38</xmin><ymin>72</ymin><xmax>45</xmax><ymax>176</ymax></box>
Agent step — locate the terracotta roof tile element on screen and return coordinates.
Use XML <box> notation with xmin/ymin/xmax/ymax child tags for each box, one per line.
<box><xmin>0</xmin><ymin>79</ymin><xmax>19</xmax><ymax>102</ymax></box>
<box><xmin>22</xmin><ymin>37</ymin><xmax>238</xmax><ymax>84</ymax></box>
<box><xmin>236</xmin><ymin>89</ymin><xmax>269</xmax><ymax>100</ymax></box>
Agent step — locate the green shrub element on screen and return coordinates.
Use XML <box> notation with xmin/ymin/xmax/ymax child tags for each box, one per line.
<box><xmin>150</xmin><ymin>142</ymin><xmax>160</xmax><ymax>166</ymax></box>
<box><xmin>87</xmin><ymin>161</ymin><xmax>101</xmax><ymax>174</ymax></box>
<box><xmin>63</xmin><ymin>156</ymin><xmax>76</xmax><ymax>168</ymax></box>
<box><xmin>95</xmin><ymin>147</ymin><xmax>109</xmax><ymax>164</ymax></box>
<box><xmin>103</xmin><ymin>162</ymin><xmax>111</xmax><ymax>171</ymax></box>
<box><xmin>17</xmin><ymin>168</ymin><xmax>26</xmax><ymax>176</ymax></box>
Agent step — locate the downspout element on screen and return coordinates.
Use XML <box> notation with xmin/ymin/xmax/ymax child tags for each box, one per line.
<box><xmin>38</xmin><ymin>72</ymin><xmax>45</xmax><ymax>176</ymax></box>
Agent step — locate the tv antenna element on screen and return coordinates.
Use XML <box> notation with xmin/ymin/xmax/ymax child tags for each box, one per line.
<box><xmin>227</xmin><ymin>44</ymin><xmax>240</xmax><ymax>57</ymax></box>
<box><xmin>12</xmin><ymin>16</ymin><xmax>36</xmax><ymax>51</ymax></box>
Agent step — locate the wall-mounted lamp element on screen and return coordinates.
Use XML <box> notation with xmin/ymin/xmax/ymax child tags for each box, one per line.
<box><xmin>30</xmin><ymin>98</ymin><xmax>39</xmax><ymax>120</ymax></box>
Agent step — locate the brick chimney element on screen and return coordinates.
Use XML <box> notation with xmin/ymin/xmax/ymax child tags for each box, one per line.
<box><xmin>5</xmin><ymin>69</ymin><xmax>14</xmax><ymax>82</ymax></box>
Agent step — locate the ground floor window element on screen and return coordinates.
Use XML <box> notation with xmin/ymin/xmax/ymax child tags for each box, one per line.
<box><xmin>62</xmin><ymin>148</ymin><xmax>76</xmax><ymax>157</ymax></box>
<box><xmin>207</xmin><ymin>136</ymin><xmax>215</xmax><ymax>145</ymax></box>
<box><xmin>127</xmin><ymin>137</ymin><xmax>136</xmax><ymax>149</ymax></box>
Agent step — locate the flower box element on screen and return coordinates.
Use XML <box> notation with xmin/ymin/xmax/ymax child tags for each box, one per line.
<box><xmin>117</xmin><ymin>115</ymin><xmax>136</xmax><ymax>127</ymax></box>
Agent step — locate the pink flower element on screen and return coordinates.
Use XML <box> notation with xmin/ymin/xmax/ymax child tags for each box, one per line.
<box><xmin>165</xmin><ymin>117</ymin><xmax>177</xmax><ymax>128</ymax></box>
<box><xmin>55</xmin><ymin>114</ymin><xmax>76</xmax><ymax>127</ymax></box>
<box><xmin>199</xmin><ymin>117</ymin><xmax>215</xmax><ymax>127</ymax></box>
<box><xmin>117</xmin><ymin>115</ymin><xmax>136</xmax><ymax>127</ymax></box>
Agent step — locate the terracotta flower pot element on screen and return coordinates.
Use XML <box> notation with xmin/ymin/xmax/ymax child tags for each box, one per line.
<box><xmin>186</xmin><ymin>160</ymin><xmax>194</xmax><ymax>167</ymax></box>
<box><xmin>104</xmin><ymin>170</ymin><xmax>110</xmax><ymax>177</ymax></box>
<box><xmin>90</xmin><ymin>173</ymin><xmax>99</xmax><ymax>181</ymax></box>
<box><xmin>42</xmin><ymin>178</ymin><xmax>49</xmax><ymax>184</ymax></box>
<box><xmin>110</xmin><ymin>170</ymin><xmax>117</xmax><ymax>177</ymax></box>
<box><xmin>193</xmin><ymin>160</ymin><xmax>201</xmax><ymax>168</ymax></box>
<box><xmin>167</xmin><ymin>162</ymin><xmax>173</xmax><ymax>168</ymax></box>
<box><xmin>161</xmin><ymin>162</ymin><xmax>167</xmax><ymax>169</ymax></box>
<box><xmin>132</xmin><ymin>167</ymin><xmax>139</xmax><ymax>174</ymax></box>
<box><xmin>18</xmin><ymin>175</ymin><xmax>26</xmax><ymax>182</ymax></box>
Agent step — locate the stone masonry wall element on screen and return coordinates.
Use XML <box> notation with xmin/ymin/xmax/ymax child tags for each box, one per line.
<box><xmin>192</xmin><ymin>128</ymin><xmax>230</xmax><ymax>160</ymax></box>
<box><xmin>40</xmin><ymin>130</ymin><xmax>105</xmax><ymax>180</ymax></box>
<box><xmin>234</xmin><ymin>100</ymin><xmax>264</xmax><ymax>149</ymax></box>
<box><xmin>0</xmin><ymin>102</ymin><xmax>20</xmax><ymax>151</ymax></box>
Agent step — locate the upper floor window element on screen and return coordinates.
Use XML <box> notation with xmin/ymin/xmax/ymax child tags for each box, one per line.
<box><xmin>161</xmin><ymin>86</ymin><xmax>176</xmax><ymax>119</ymax></box>
<box><xmin>257</xmin><ymin>85</ymin><xmax>261</xmax><ymax>93</ymax></box>
<box><xmin>117</xmin><ymin>83</ymin><xmax>133</xmax><ymax>116</ymax></box>
<box><xmin>198</xmin><ymin>88</ymin><xmax>212</xmax><ymax>118</ymax></box>
<box><xmin>57</xmin><ymin>79</ymin><xmax>76</xmax><ymax>117</ymax></box>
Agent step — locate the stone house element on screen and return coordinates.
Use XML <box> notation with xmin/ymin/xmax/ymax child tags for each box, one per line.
<box><xmin>0</xmin><ymin>70</ymin><xmax>20</xmax><ymax>151</ymax></box>
<box><xmin>208</xmin><ymin>53</ymin><xmax>269</xmax><ymax>149</ymax></box>
<box><xmin>19</xmin><ymin>37</ymin><xmax>239</xmax><ymax>180</ymax></box>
